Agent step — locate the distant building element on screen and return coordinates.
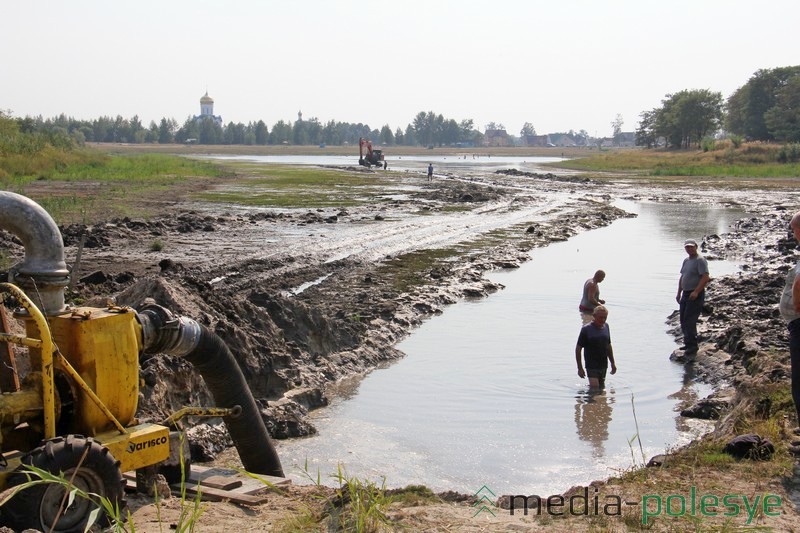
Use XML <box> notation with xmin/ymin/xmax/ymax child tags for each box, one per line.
<box><xmin>616</xmin><ymin>132</ymin><xmax>636</xmax><ymax>147</ymax></box>
<box><xmin>524</xmin><ymin>134</ymin><xmax>550</xmax><ymax>147</ymax></box>
<box><xmin>484</xmin><ymin>128</ymin><xmax>510</xmax><ymax>147</ymax></box>
<box><xmin>548</xmin><ymin>133</ymin><xmax>577</xmax><ymax>147</ymax></box>
<box><xmin>195</xmin><ymin>91</ymin><xmax>222</xmax><ymax>125</ymax></box>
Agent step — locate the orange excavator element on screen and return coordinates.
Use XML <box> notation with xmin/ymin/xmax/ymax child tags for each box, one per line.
<box><xmin>358</xmin><ymin>137</ymin><xmax>385</xmax><ymax>167</ymax></box>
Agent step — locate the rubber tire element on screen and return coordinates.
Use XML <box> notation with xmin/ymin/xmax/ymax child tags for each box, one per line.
<box><xmin>1</xmin><ymin>435</ymin><xmax>125</xmax><ymax>533</ymax></box>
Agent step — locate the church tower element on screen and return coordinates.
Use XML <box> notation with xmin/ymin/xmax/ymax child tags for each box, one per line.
<box><xmin>200</xmin><ymin>92</ymin><xmax>214</xmax><ymax>117</ymax></box>
<box><xmin>195</xmin><ymin>91</ymin><xmax>222</xmax><ymax>125</ymax></box>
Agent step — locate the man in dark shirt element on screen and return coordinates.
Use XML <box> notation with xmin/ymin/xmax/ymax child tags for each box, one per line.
<box><xmin>575</xmin><ymin>305</ymin><xmax>617</xmax><ymax>390</ymax></box>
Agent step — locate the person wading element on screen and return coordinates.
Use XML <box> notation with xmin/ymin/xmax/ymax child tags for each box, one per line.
<box><xmin>575</xmin><ymin>305</ymin><xmax>617</xmax><ymax>390</ymax></box>
<box><xmin>579</xmin><ymin>270</ymin><xmax>606</xmax><ymax>321</ymax></box>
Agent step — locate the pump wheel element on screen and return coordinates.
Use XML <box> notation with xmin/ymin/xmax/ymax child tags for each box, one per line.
<box><xmin>0</xmin><ymin>435</ymin><xmax>125</xmax><ymax>532</ymax></box>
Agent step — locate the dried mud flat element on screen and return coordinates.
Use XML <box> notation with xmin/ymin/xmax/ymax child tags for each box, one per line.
<box><xmin>4</xmin><ymin>165</ymin><xmax>800</xmax><ymax>531</ymax></box>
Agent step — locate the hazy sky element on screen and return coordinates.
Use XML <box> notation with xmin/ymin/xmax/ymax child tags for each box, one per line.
<box><xmin>4</xmin><ymin>1</ymin><xmax>798</xmax><ymax>137</ymax></box>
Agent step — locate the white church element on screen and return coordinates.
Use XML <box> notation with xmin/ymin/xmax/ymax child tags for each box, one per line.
<box><xmin>194</xmin><ymin>91</ymin><xmax>222</xmax><ymax>125</ymax></box>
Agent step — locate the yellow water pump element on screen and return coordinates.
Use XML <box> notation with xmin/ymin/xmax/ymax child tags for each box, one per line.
<box><xmin>0</xmin><ymin>191</ymin><xmax>282</xmax><ymax>532</ymax></box>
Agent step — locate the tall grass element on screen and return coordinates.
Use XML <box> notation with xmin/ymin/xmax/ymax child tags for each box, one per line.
<box><xmin>274</xmin><ymin>461</ymin><xmax>392</xmax><ymax>532</ymax></box>
<box><xmin>554</xmin><ymin>142</ymin><xmax>800</xmax><ymax>178</ymax></box>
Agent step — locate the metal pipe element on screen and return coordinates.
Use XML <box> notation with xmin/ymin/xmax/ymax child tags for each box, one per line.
<box><xmin>137</xmin><ymin>304</ymin><xmax>284</xmax><ymax>477</ymax></box>
<box><xmin>0</xmin><ymin>192</ymin><xmax>69</xmax><ymax>315</ymax></box>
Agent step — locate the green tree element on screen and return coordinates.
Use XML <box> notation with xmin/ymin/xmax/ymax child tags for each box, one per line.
<box><xmin>764</xmin><ymin>75</ymin><xmax>800</xmax><ymax>142</ymax></box>
<box><xmin>394</xmin><ymin>127</ymin><xmax>404</xmax><ymax>145</ymax></box>
<box><xmin>413</xmin><ymin>111</ymin><xmax>432</xmax><ymax>146</ymax></box>
<box><xmin>520</xmin><ymin>122</ymin><xmax>536</xmax><ymax>137</ymax></box>
<box><xmin>158</xmin><ymin>118</ymin><xmax>175</xmax><ymax>144</ymax></box>
<box><xmin>129</xmin><ymin>115</ymin><xmax>143</xmax><ymax>143</ymax></box>
<box><xmin>404</xmin><ymin>124</ymin><xmax>417</xmax><ymax>146</ymax></box>
<box><xmin>198</xmin><ymin>118</ymin><xmax>222</xmax><ymax>144</ymax></box>
<box><xmin>611</xmin><ymin>114</ymin><xmax>624</xmax><ymax>145</ymax></box>
<box><xmin>635</xmin><ymin>109</ymin><xmax>658</xmax><ymax>148</ymax></box>
<box><xmin>726</xmin><ymin>66</ymin><xmax>800</xmax><ymax>140</ymax></box>
<box><xmin>440</xmin><ymin>119</ymin><xmax>460</xmax><ymax>146</ymax></box>
<box><xmin>255</xmin><ymin>120</ymin><xmax>268</xmax><ymax>145</ymax></box>
<box><xmin>380</xmin><ymin>124</ymin><xmax>394</xmax><ymax>145</ymax></box>
<box><xmin>654</xmin><ymin>89</ymin><xmax>723</xmax><ymax>148</ymax></box>
<box><xmin>269</xmin><ymin>120</ymin><xmax>292</xmax><ymax>144</ymax></box>
<box><xmin>305</xmin><ymin>117</ymin><xmax>322</xmax><ymax>145</ymax></box>
<box><xmin>0</xmin><ymin>110</ymin><xmax>20</xmax><ymax>154</ymax></box>
<box><xmin>292</xmin><ymin>118</ymin><xmax>307</xmax><ymax>145</ymax></box>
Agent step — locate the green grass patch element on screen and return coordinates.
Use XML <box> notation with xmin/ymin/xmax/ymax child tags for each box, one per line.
<box><xmin>377</xmin><ymin>247</ymin><xmax>463</xmax><ymax>293</ymax></box>
<box><xmin>195</xmin><ymin>165</ymin><xmax>392</xmax><ymax>208</ymax></box>
<box><xmin>1</xmin><ymin>152</ymin><xmax>223</xmax><ymax>224</ymax></box>
<box><xmin>650</xmin><ymin>163</ymin><xmax>800</xmax><ymax>178</ymax></box>
<box><xmin>386</xmin><ymin>484</ymin><xmax>441</xmax><ymax>506</ymax></box>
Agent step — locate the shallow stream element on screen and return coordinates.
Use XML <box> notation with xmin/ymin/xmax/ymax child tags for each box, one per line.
<box><xmin>275</xmin><ymin>199</ymin><xmax>748</xmax><ymax>496</ymax></box>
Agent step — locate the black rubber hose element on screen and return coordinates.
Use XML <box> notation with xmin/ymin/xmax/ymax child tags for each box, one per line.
<box><xmin>183</xmin><ymin>326</ymin><xmax>284</xmax><ymax>477</ymax></box>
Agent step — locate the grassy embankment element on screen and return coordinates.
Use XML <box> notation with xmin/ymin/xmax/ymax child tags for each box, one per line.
<box><xmin>551</xmin><ymin>140</ymin><xmax>800</xmax><ymax>186</ymax></box>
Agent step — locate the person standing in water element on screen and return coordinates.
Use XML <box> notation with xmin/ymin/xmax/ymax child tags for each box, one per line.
<box><xmin>427</xmin><ymin>163</ymin><xmax>433</xmax><ymax>181</ymax></box>
<box><xmin>579</xmin><ymin>270</ymin><xmax>606</xmax><ymax>317</ymax></box>
<box><xmin>575</xmin><ymin>305</ymin><xmax>617</xmax><ymax>390</ymax></box>
<box><xmin>677</xmin><ymin>239</ymin><xmax>710</xmax><ymax>357</ymax></box>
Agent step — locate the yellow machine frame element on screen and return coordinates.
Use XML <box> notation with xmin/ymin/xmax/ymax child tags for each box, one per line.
<box><xmin>0</xmin><ymin>282</ymin><xmax>170</xmax><ymax>479</ymax></box>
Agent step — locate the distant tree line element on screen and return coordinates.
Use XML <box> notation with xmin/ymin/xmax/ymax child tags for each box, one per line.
<box><xmin>10</xmin><ymin>63</ymin><xmax>800</xmax><ymax>150</ymax></box>
<box><xmin>6</xmin><ymin>110</ymin><xmax>485</xmax><ymax>148</ymax></box>
<box><xmin>637</xmin><ymin>65</ymin><xmax>800</xmax><ymax>148</ymax></box>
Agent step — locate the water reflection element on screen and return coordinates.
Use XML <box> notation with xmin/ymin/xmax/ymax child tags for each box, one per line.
<box><xmin>574</xmin><ymin>389</ymin><xmax>616</xmax><ymax>458</ymax></box>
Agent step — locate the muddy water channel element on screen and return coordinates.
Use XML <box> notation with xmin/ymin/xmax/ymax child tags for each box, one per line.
<box><xmin>274</xmin><ymin>199</ymin><xmax>749</xmax><ymax>496</ymax></box>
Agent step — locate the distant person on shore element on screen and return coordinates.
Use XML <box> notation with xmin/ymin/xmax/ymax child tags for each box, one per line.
<box><xmin>575</xmin><ymin>305</ymin><xmax>616</xmax><ymax>390</ymax></box>
<box><xmin>676</xmin><ymin>239</ymin><xmax>710</xmax><ymax>357</ymax></box>
<box><xmin>427</xmin><ymin>163</ymin><xmax>433</xmax><ymax>181</ymax></box>
<box><xmin>780</xmin><ymin>212</ymin><xmax>800</xmax><ymax>441</ymax></box>
<box><xmin>579</xmin><ymin>270</ymin><xmax>606</xmax><ymax>319</ymax></box>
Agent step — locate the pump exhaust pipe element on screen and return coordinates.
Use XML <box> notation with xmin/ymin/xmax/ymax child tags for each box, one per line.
<box><xmin>0</xmin><ymin>191</ymin><xmax>69</xmax><ymax>315</ymax></box>
<box><xmin>138</xmin><ymin>304</ymin><xmax>284</xmax><ymax>477</ymax></box>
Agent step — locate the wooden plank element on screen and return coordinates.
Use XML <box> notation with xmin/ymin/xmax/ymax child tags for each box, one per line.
<box><xmin>123</xmin><ymin>465</ymin><xmax>290</xmax><ymax>504</ymax></box>
<box><xmin>199</xmin><ymin>475</ymin><xmax>242</xmax><ymax>490</ymax></box>
<box><xmin>0</xmin><ymin>305</ymin><xmax>20</xmax><ymax>392</ymax></box>
<box><xmin>178</xmin><ymin>484</ymin><xmax>271</xmax><ymax>506</ymax></box>
<box><xmin>188</xmin><ymin>465</ymin><xmax>290</xmax><ymax>494</ymax></box>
